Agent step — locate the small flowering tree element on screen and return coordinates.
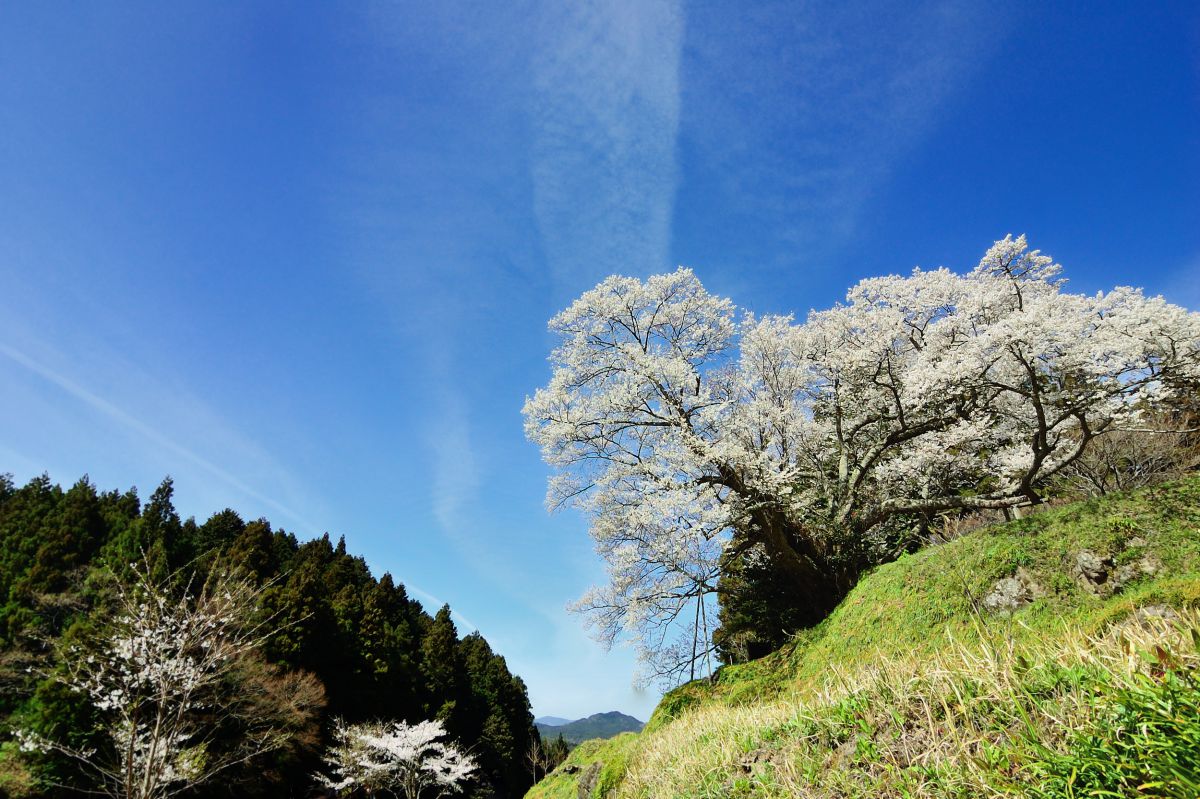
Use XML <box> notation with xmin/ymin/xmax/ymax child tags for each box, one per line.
<box><xmin>317</xmin><ymin>718</ymin><xmax>476</xmax><ymax>799</ymax></box>
<box><xmin>18</xmin><ymin>564</ymin><xmax>318</xmax><ymax>799</ymax></box>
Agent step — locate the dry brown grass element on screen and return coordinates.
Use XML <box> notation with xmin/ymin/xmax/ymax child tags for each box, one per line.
<box><xmin>618</xmin><ymin>608</ymin><xmax>1199</xmax><ymax>798</ymax></box>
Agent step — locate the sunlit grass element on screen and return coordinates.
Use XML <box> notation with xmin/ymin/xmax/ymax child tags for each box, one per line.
<box><xmin>528</xmin><ymin>476</ymin><xmax>1200</xmax><ymax>799</ymax></box>
<box><xmin>624</xmin><ymin>609</ymin><xmax>1200</xmax><ymax>798</ymax></box>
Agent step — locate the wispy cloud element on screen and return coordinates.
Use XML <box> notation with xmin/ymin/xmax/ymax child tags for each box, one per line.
<box><xmin>428</xmin><ymin>387</ymin><xmax>480</xmax><ymax>535</ymax></box>
<box><xmin>403</xmin><ymin>582</ymin><xmax>480</xmax><ymax>634</ymax></box>
<box><xmin>530</xmin><ymin>0</ymin><xmax>685</xmax><ymax>295</ymax></box>
<box><xmin>679</xmin><ymin>0</ymin><xmax>1001</xmax><ymax>271</ymax></box>
<box><xmin>0</xmin><ymin>341</ymin><xmax>318</xmax><ymax>534</ymax></box>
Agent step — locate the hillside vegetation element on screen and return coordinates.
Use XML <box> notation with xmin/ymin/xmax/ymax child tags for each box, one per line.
<box><xmin>529</xmin><ymin>475</ymin><xmax>1200</xmax><ymax>799</ymax></box>
<box><xmin>0</xmin><ymin>474</ymin><xmax>537</xmax><ymax>798</ymax></box>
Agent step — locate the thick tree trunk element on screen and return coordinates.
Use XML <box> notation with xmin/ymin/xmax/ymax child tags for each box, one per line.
<box><xmin>715</xmin><ymin>494</ymin><xmax>866</xmax><ymax>662</ymax></box>
<box><xmin>712</xmin><ymin>467</ymin><xmax>872</xmax><ymax>662</ymax></box>
<box><xmin>750</xmin><ymin>505</ymin><xmax>842</xmax><ymax>621</ymax></box>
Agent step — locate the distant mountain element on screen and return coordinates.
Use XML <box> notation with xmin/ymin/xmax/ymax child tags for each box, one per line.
<box><xmin>535</xmin><ymin>716</ymin><xmax>572</xmax><ymax>727</ymax></box>
<box><xmin>536</xmin><ymin>711</ymin><xmax>644</xmax><ymax>744</ymax></box>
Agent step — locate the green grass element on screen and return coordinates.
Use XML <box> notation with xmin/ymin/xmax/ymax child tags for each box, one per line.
<box><xmin>526</xmin><ymin>733</ymin><xmax>640</xmax><ymax>799</ymax></box>
<box><xmin>1028</xmin><ymin>658</ymin><xmax>1200</xmax><ymax>798</ymax></box>
<box><xmin>526</xmin><ymin>476</ymin><xmax>1200</xmax><ymax>798</ymax></box>
<box><xmin>656</xmin><ymin>477</ymin><xmax>1200</xmax><ymax>723</ymax></box>
<box><xmin>0</xmin><ymin>742</ymin><xmax>36</xmax><ymax>798</ymax></box>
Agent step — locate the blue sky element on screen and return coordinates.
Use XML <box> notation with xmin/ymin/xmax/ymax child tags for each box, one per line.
<box><xmin>1</xmin><ymin>1</ymin><xmax>1197</xmax><ymax>721</ymax></box>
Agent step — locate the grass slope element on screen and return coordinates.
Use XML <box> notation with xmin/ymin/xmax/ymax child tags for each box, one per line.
<box><xmin>528</xmin><ymin>476</ymin><xmax>1200</xmax><ymax>799</ymax></box>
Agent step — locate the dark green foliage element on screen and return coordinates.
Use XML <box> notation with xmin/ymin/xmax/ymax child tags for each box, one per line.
<box><xmin>714</xmin><ymin>508</ymin><xmax>956</xmax><ymax>668</ymax></box>
<box><xmin>0</xmin><ymin>473</ymin><xmax>538</xmax><ymax>798</ymax></box>
<box><xmin>715</xmin><ymin>543</ymin><xmax>816</xmax><ymax>663</ymax></box>
<box><xmin>460</xmin><ymin>632</ymin><xmax>539</xmax><ymax>792</ymax></box>
<box><xmin>423</xmin><ymin>604</ymin><xmax>468</xmax><ymax>730</ymax></box>
<box><xmin>542</xmin><ymin>733</ymin><xmax>570</xmax><ymax>770</ymax></box>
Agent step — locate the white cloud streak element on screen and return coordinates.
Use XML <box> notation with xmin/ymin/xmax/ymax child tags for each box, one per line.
<box><xmin>428</xmin><ymin>388</ymin><xmax>480</xmax><ymax>536</ymax></box>
<box><xmin>1</xmin><ymin>340</ymin><xmax>478</xmax><ymax>633</ymax></box>
<box><xmin>0</xmin><ymin>342</ymin><xmax>315</xmax><ymax>532</ymax></box>
<box><xmin>531</xmin><ymin>0</ymin><xmax>685</xmax><ymax>295</ymax></box>
<box><xmin>680</xmin><ymin>0</ymin><xmax>1001</xmax><ymax>266</ymax></box>
<box><xmin>403</xmin><ymin>582</ymin><xmax>480</xmax><ymax>635</ymax></box>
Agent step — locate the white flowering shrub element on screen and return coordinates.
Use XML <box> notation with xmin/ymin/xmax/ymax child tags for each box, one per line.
<box><xmin>317</xmin><ymin>717</ymin><xmax>475</xmax><ymax>799</ymax></box>
<box><xmin>524</xmin><ymin>235</ymin><xmax>1200</xmax><ymax>680</ymax></box>
<box><xmin>17</xmin><ymin>564</ymin><xmax>306</xmax><ymax>799</ymax></box>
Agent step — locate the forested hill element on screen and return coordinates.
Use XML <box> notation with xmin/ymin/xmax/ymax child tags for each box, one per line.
<box><xmin>0</xmin><ymin>473</ymin><xmax>538</xmax><ymax>798</ymax></box>
<box><xmin>535</xmin><ymin>712</ymin><xmax>644</xmax><ymax>744</ymax></box>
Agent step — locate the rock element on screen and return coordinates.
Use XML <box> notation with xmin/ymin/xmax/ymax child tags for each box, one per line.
<box><xmin>981</xmin><ymin>568</ymin><xmax>1043</xmax><ymax>615</ymax></box>
<box><xmin>982</xmin><ymin>578</ymin><xmax>1029</xmax><ymax>614</ymax></box>
<box><xmin>1134</xmin><ymin>604</ymin><xmax>1179</xmax><ymax>624</ymax></box>
<box><xmin>1071</xmin><ymin>549</ymin><xmax>1123</xmax><ymax>595</ymax></box>
<box><xmin>1072</xmin><ymin>544</ymin><xmax>1163</xmax><ymax>596</ymax></box>
<box><xmin>577</xmin><ymin>762</ymin><xmax>602</xmax><ymax>799</ymax></box>
<box><xmin>1113</xmin><ymin>563</ymin><xmax>1137</xmax><ymax>587</ymax></box>
<box><xmin>1113</xmin><ymin>555</ymin><xmax>1163</xmax><ymax>591</ymax></box>
<box><xmin>1073</xmin><ymin>550</ymin><xmax>1112</xmax><ymax>587</ymax></box>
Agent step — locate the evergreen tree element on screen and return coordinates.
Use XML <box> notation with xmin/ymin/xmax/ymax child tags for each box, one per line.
<box><xmin>421</xmin><ymin>605</ymin><xmax>467</xmax><ymax>733</ymax></box>
<box><xmin>196</xmin><ymin>507</ymin><xmax>245</xmax><ymax>557</ymax></box>
<box><xmin>0</xmin><ymin>474</ymin><xmax>539</xmax><ymax>799</ymax></box>
<box><xmin>714</xmin><ymin>542</ymin><xmax>814</xmax><ymax>663</ymax></box>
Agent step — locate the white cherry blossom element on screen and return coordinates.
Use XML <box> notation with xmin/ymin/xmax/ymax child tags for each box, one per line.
<box><xmin>18</xmin><ymin>565</ymin><xmax>299</xmax><ymax>799</ymax></box>
<box><xmin>317</xmin><ymin>717</ymin><xmax>475</xmax><ymax>798</ymax></box>
<box><xmin>525</xmin><ymin>236</ymin><xmax>1200</xmax><ymax>682</ymax></box>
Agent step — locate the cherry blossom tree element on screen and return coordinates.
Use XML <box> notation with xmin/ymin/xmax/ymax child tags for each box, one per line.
<box><xmin>523</xmin><ymin>269</ymin><xmax>736</xmax><ymax>683</ymax></box>
<box><xmin>18</xmin><ymin>564</ymin><xmax>322</xmax><ymax>799</ymax></box>
<box><xmin>524</xmin><ymin>236</ymin><xmax>1200</xmax><ymax>680</ymax></box>
<box><xmin>317</xmin><ymin>718</ymin><xmax>476</xmax><ymax>799</ymax></box>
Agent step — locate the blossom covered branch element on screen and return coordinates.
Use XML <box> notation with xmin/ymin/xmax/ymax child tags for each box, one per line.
<box><xmin>524</xmin><ymin>236</ymin><xmax>1200</xmax><ymax>680</ymax></box>
<box><xmin>316</xmin><ymin>718</ymin><xmax>475</xmax><ymax>799</ymax></box>
<box><xmin>18</xmin><ymin>564</ymin><xmax>322</xmax><ymax>799</ymax></box>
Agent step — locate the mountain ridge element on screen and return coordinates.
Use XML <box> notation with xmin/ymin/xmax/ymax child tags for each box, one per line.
<box><xmin>535</xmin><ymin>711</ymin><xmax>644</xmax><ymax>744</ymax></box>
<box><xmin>534</xmin><ymin>716</ymin><xmax>572</xmax><ymax>727</ymax></box>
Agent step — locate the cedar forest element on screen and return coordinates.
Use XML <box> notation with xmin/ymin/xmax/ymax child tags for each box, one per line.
<box><xmin>0</xmin><ymin>475</ymin><xmax>538</xmax><ymax>798</ymax></box>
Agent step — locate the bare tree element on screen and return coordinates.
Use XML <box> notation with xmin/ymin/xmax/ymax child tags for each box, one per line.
<box><xmin>525</xmin><ymin>736</ymin><xmax>545</xmax><ymax>783</ymax></box>
<box><xmin>1057</xmin><ymin>415</ymin><xmax>1200</xmax><ymax>496</ymax></box>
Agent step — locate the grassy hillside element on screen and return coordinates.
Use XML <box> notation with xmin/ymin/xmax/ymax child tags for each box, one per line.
<box><xmin>529</xmin><ymin>476</ymin><xmax>1200</xmax><ymax>799</ymax></box>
